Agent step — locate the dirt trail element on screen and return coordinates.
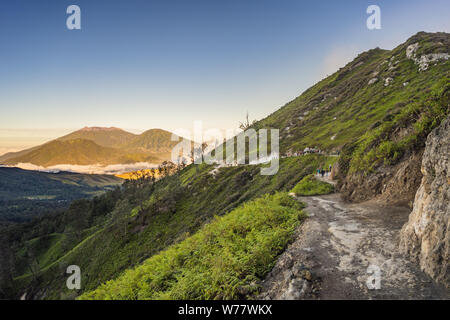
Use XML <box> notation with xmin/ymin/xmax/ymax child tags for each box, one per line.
<box><xmin>259</xmin><ymin>188</ymin><xmax>449</xmax><ymax>299</ymax></box>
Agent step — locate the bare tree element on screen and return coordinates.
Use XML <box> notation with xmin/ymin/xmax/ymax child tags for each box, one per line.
<box><xmin>239</xmin><ymin>111</ymin><xmax>256</xmax><ymax>130</ymax></box>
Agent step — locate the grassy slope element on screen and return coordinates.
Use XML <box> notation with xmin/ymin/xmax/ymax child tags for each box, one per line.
<box><xmin>79</xmin><ymin>193</ymin><xmax>305</xmax><ymax>300</ymax></box>
<box><xmin>253</xmin><ymin>32</ymin><xmax>449</xmax><ymax>174</ymax></box>
<box><xmin>15</xmin><ymin>234</ymin><xmax>66</xmax><ymax>276</ymax></box>
<box><xmin>13</xmin><ymin>155</ymin><xmax>333</xmax><ymax>299</ymax></box>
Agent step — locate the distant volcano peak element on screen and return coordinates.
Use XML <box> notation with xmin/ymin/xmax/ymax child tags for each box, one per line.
<box><xmin>81</xmin><ymin>126</ymin><xmax>122</xmax><ymax>132</ymax></box>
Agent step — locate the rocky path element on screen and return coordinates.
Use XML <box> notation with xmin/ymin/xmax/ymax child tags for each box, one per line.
<box><xmin>259</xmin><ymin>191</ymin><xmax>449</xmax><ymax>299</ymax></box>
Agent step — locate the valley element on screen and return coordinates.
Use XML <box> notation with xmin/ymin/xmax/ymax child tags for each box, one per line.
<box><xmin>0</xmin><ymin>167</ymin><xmax>122</xmax><ymax>223</ymax></box>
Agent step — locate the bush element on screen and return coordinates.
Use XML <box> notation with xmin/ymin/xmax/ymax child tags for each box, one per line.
<box><xmin>290</xmin><ymin>174</ymin><xmax>334</xmax><ymax>196</ymax></box>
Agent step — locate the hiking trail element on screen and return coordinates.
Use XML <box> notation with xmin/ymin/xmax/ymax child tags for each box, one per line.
<box><xmin>259</xmin><ymin>178</ymin><xmax>448</xmax><ymax>299</ymax></box>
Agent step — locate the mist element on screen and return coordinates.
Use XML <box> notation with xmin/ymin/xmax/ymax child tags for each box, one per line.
<box><xmin>12</xmin><ymin>162</ymin><xmax>159</xmax><ymax>175</ymax></box>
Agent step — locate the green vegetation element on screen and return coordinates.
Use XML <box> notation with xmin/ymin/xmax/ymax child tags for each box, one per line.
<box><xmin>291</xmin><ymin>174</ymin><xmax>334</xmax><ymax>196</ymax></box>
<box><xmin>79</xmin><ymin>193</ymin><xmax>305</xmax><ymax>300</ymax></box>
<box><xmin>347</xmin><ymin>78</ymin><xmax>449</xmax><ymax>174</ymax></box>
<box><xmin>14</xmin><ymin>234</ymin><xmax>66</xmax><ymax>276</ymax></box>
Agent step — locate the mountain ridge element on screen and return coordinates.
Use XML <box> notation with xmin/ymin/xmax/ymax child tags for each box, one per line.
<box><xmin>0</xmin><ymin>127</ymin><xmax>184</xmax><ymax>167</ymax></box>
<box><xmin>58</xmin><ymin>127</ymin><xmax>137</xmax><ymax>148</ymax></box>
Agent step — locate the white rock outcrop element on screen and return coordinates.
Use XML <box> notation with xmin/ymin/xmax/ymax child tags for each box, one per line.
<box><xmin>399</xmin><ymin>116</ymin><xmax>450</xmax><ymax>287</ymax></box>
<box><xmin>406</xmin><ymin>42</ymin><xmax>450</xmax><ymax>71</ymax></box>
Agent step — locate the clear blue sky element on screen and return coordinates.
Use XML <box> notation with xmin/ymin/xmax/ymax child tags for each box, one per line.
<box><xmin>0</xmin><ymin>0</ymin><xmax>449</xmax><ymax>153</ymax></box>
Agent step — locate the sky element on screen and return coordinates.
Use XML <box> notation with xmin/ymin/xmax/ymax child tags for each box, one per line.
<box><xmin>0</xmin><ymin>0</ymin><xmax>449</xmax><ymax>154</ymax></box>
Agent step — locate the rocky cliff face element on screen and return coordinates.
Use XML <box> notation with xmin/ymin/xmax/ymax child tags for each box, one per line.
<box><xmin>339</xmin><ymin>151</ymin><xmax>423</xmax><ymax>208</ymax></box>
<box><xmin>399</xmin><ymin>116</ymin><xmax>449</xmax><ymax>287</ymax></box>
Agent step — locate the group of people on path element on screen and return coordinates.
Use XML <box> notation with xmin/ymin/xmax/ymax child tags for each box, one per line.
<box><xmin>317</xmin><ymin>164</ymin><xmax>332</xmax><ymax>177</ymax></box>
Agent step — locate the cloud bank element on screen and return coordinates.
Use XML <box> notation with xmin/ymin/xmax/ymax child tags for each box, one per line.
<box><xmin>11</xmin><ymin>162</ymin><xmax>159</xmax><ymax>175</ymax></box>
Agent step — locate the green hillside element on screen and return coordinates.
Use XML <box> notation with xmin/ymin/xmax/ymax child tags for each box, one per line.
<box><xmin>80</xmin><ymin>192</ymin><xmax>305</xmax><ymax>300</ymax></box>
<box><xmin>247</xmin><ymin>31</ymin><xmax>449</xmax><ymax>205</ymax></box>
<box><xmin>255</xmin><ymin>32</ymin><xmax>449</xmax><ymax>170</ymax></box>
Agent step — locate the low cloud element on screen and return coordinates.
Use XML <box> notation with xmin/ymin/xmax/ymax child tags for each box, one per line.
<box><xmin>12</xmin><ymin>162</ymin><xmax>159</xmax><ymax>175</ymax></box>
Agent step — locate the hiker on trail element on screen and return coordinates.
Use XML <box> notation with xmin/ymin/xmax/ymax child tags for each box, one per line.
<box><xmin>321</xmin><ymin>169</ymin><xmax>325</xmax><ymax>177</ymax></box>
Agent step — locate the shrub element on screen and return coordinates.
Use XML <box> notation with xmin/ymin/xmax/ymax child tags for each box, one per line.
<box><xmin>290</xmin><ymin>174</ymin><xmax>334</xmax><ymax>196</ymax></box>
